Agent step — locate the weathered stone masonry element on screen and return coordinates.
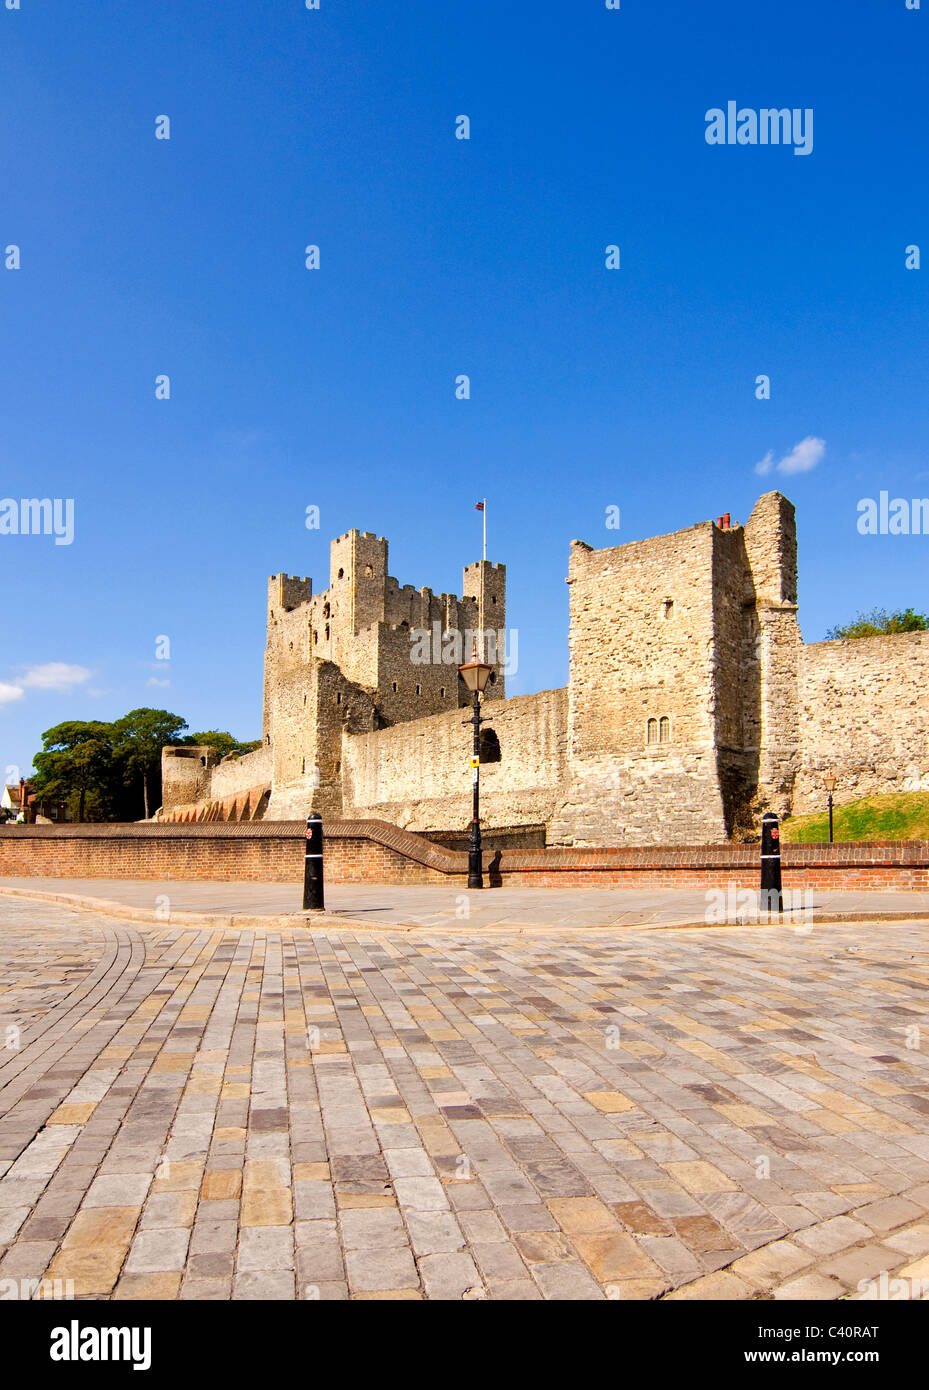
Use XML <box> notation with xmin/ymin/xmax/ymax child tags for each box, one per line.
<box><xmin>158</xmin><ymin>494</ymin><xmax>929</xmax><ymax>846</ymax></box>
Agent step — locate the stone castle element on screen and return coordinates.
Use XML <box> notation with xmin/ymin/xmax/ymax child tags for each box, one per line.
<box><xmin>159</xmin><ymin>491</ymin><xmax>929</xmax><ymax>845</ymax></box>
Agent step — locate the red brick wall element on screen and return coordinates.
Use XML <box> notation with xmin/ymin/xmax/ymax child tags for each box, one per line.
<box><xmin>0</xmin><ymin>825</ymin><xmax>926</xmax><ymax>891</ymax></box>
<box><xmin>494</xmin><ymin>867</ymin><xmax>929</xmax><ymax>889</ymax></box>
<box><xmin>0</xmin><ymin>829</ymin><xmax>457</xmax><ymax>885</ymax></box>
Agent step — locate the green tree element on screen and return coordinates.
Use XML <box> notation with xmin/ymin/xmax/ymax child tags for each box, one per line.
<box><xmin>826</xmin><ymin>607</ymin><xmax>929</xmax><ymax>640</ymax></box>
<box><xmin>112</xmin><ymin>709</ymin><xmax>188</xmax><ymax>820</ymax></box>
<box><xmin>185</xmin><ymin>731</ymin><xmax>262</xmax><ymax>762</ymax></box>
<box><xmin>31</xmin><ymin>720</ymin><xmax>117</xmax><ymax>822</ymax></box>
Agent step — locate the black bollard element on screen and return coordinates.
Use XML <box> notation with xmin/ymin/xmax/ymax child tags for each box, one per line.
<box><xmin>760</xmin><ymin>810</ymin><xmax>782</xmax><ymax>917</ymax></box>
<box><xmin>303</xmin><ymin>812</ymin><xmax>324</xmax><ymax>911</ymax></box>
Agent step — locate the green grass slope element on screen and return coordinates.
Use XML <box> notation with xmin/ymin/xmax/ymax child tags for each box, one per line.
<box><xmin>781</xmin><ymin>791</ymin><xmax>929</xmax><ymax>843</ymax></box>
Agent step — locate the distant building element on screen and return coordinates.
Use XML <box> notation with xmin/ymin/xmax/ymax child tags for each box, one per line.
<box><xmin>1</xmin><ymin>780</ymin><xmax>71</xmax><ymax>824</ymax></box>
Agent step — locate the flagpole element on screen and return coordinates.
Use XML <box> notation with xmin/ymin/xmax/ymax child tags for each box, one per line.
<box><xmin>479</xmin><ymin>500</ymin><xmax>486</xmax><ymax>659</ymax></box>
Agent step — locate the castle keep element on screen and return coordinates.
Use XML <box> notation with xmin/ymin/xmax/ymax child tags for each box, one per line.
<box><xmin>160</xmin><ymin>492</ymin><xmax>929</xmax><ymax>846</ymax></box>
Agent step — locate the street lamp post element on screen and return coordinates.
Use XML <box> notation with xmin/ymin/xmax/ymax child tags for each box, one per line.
<box><xmin>823</xmin><ymin>770</ymin><xmax>837</xmax><ymax>844</ymax></box>
<box><xmin>458</xmin><ymin>647</ymin><xmax>494</xmax><ymax>890</ymax></box>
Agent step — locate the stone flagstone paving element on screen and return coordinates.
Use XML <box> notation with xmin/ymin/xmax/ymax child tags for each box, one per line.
<box><xmin>2</xmin><ymin>896</ymin><xmax>929</xmax><ymax>1300</ymax></box>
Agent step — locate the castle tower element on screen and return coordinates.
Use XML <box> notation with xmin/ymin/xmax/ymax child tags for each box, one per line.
<box><xmin>550</xmin><ymin>519</ymin><xmax>727</xmax><ymax>845</ymax></box>
<box><xmin>262</xmin><ymin>534</ymin><xmax>510</xmax><ymax>818</ymax></box>
<box><xmin>263</xmin><ymin>573</ymin><xmax>313</xmax><ymax>744</ymax></box>
<box><xmin>329</xmin><ymin>531</ymin><xmax>388</xmax><ymax>637</ymax></box>
<box><xmin>741</xmin><ymin>491</ymin><xmax>800</xmax><ymax>818</ymax></box>
<box><xmin>461</xmin><ymin>560</ymin><xmax>507</xmax><ymax>701</ymax></box>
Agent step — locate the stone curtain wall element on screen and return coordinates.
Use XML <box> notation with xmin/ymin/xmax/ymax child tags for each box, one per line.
<box><xmin>795</xmin><ymin>632</ymin><xmax>929</xmax><ymax>812</ymax></box>
<box><xmin>2</xmin><ymin>823</ymin><xmax>926</xmax><ymax>891</ymax></box>
<box><xmin>341</xmin><ymin>687</ymin><xmax>567</xmax><ymax>831</ymax></box>
<box><xmin>208</xmin><ymin>745</ymin><xmax>272</xmax><ymax>800</ymax></box>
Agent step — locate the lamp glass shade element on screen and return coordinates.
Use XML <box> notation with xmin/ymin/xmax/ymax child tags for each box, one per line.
<box><xmin>823</xmin><ymin>772</ymin><xmax>837</xmax><ymax>793</ymax></box>
<box><xmin>459</xmin><ymin>650</ymin><xmax>493</xmax><ymax>693</ymax></box>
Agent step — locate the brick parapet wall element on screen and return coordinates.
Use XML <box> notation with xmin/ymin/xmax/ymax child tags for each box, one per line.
<box><xmin>0</xmin><ymin>821</ymin><xmax>457</xmax><ymax>885</ymax></box>
<box><xmin>0</xmin><ymin>824</ymin><xmax>926</xmax><ymax>890</ymax></box>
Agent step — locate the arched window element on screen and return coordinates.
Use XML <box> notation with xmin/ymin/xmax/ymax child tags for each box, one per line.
<box><xmin>479</xmin><ymin>727</ymin><xmax>501</xmax><ymax>764</ymax></box>
<box><xmin>647</xmin><ymin>718</ymin><xmax>658</xmax><ymax>745</ymax></box>
<box><xmin>659</xmin><ymin>716</ymin><xmax>671</xmax><ymax>743</ymax></box>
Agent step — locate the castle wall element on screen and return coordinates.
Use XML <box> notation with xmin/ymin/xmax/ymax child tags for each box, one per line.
<box><xmin>795</xmin><ymin>632</ymin><xmax>929</xmax><ymax>812</ymax></box>
<box><xmin>549</xmin><ymin>523</ymin><xmax>728</xmax><ymax>846</ymax></box>
<box><xmin>264</xmin><ymin>660</ymin><xmax>376</xmax><ymax>821</ymax></box>
<box><xmin>160</xmin><ymin>747</ymin><xmax>216</xmax><ymax>813</ymax></box>
<box><xmin>341</xmin><ymin>687</ymin><xmax>567</xmax><ymax>831</ymax></box>
<box><xmin>743</xmin><ymin>492</ymin><xmax>800</xmax><ymax>818</ymax></box>
<box><xmin>168</xmin><ymin>494</ymin><xmax>929</xmax><ymax>849</ymax></box>
<box><xmin>208</xmin><ymin>744</ymin><xmax>272</xmax><ymax>800</ymax></box>
<box><xmin>709</xmin><ymin>524</ymin><xmax>759</xmax><ymax>835</ymax></box>
<box><xmin>370</xmin><ymin>623</ymin><xmax>462</xmax><ymax>726</ymax></box>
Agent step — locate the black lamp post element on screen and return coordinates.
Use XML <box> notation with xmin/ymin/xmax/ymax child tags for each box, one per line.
<box><xmin>458</xmin><ymin>647</ymin><xmax>494</xmax><ymax>889</ymax></box>
<box><xmin>823</xmin><ymin>770</ymin><xmax>837</xmax><ymax>844</ymax></box>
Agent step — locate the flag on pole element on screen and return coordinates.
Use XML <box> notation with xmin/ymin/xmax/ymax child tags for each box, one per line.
<box><xmin>475</xmin><ymin>499</ymin><xmax>486</xmax><ymax>562</ymax></box>
<box><xmin>474</xmin><ymin>501</ymin><xmax>488</xmax><ymax>646</ymax></box>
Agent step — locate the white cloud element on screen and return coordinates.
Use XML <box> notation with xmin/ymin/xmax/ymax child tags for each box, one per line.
<box><xmin>779</xmin><ymin>436</ymin><xmax>826</xmax><ymax>474</ymax></box>
<box><xmin>147</xmin><ymin>677</ymin><xmax>171</xmax><ymax>687</ymax></box>
<box><xmin>19</xmin><ymin>663</ymin><xmax>93</xmax><ymax>692</ymax></box>
<box><xmin>755</xmin><ymin>436</ymin><xmax>826</xmax><ymax>477</ymax></box>
<box><xmin>0</xmin><ymin>682</ymin><xmax>24</xmax><ymax>706</ymax></box>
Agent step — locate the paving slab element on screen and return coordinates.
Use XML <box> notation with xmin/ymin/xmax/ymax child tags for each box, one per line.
<box><xmin>2</xmin><ymin>893</ymin><xmax>929</xmax><ymax>1299</ymax></box>
<box><xmin>3</xmin><ymin>878</ymin><xmax>929</xmax><ymax>933</ymax></box>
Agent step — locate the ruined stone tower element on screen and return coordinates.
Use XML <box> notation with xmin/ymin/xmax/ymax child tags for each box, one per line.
<box><xmin>547</xmin><ymin>492</ymin><xmax>800</xmax><ymax>844</ymax></box>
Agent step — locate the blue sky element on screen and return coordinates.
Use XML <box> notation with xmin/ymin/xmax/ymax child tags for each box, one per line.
<box><xmin>2</xmin><ymin>0</ymin><xmax>927</xmax><ymax>784</ymax></box>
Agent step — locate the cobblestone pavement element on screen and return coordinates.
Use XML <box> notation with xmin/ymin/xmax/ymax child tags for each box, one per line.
<box><xmin>4</xmin><ymin>878</ymin><xmax>929</xmax><ymax>930</ymax></box>
<box><xmin>2</xmin><ymin>897</ymin><xmax>929</xmax><ymax>1300</ymax></box>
